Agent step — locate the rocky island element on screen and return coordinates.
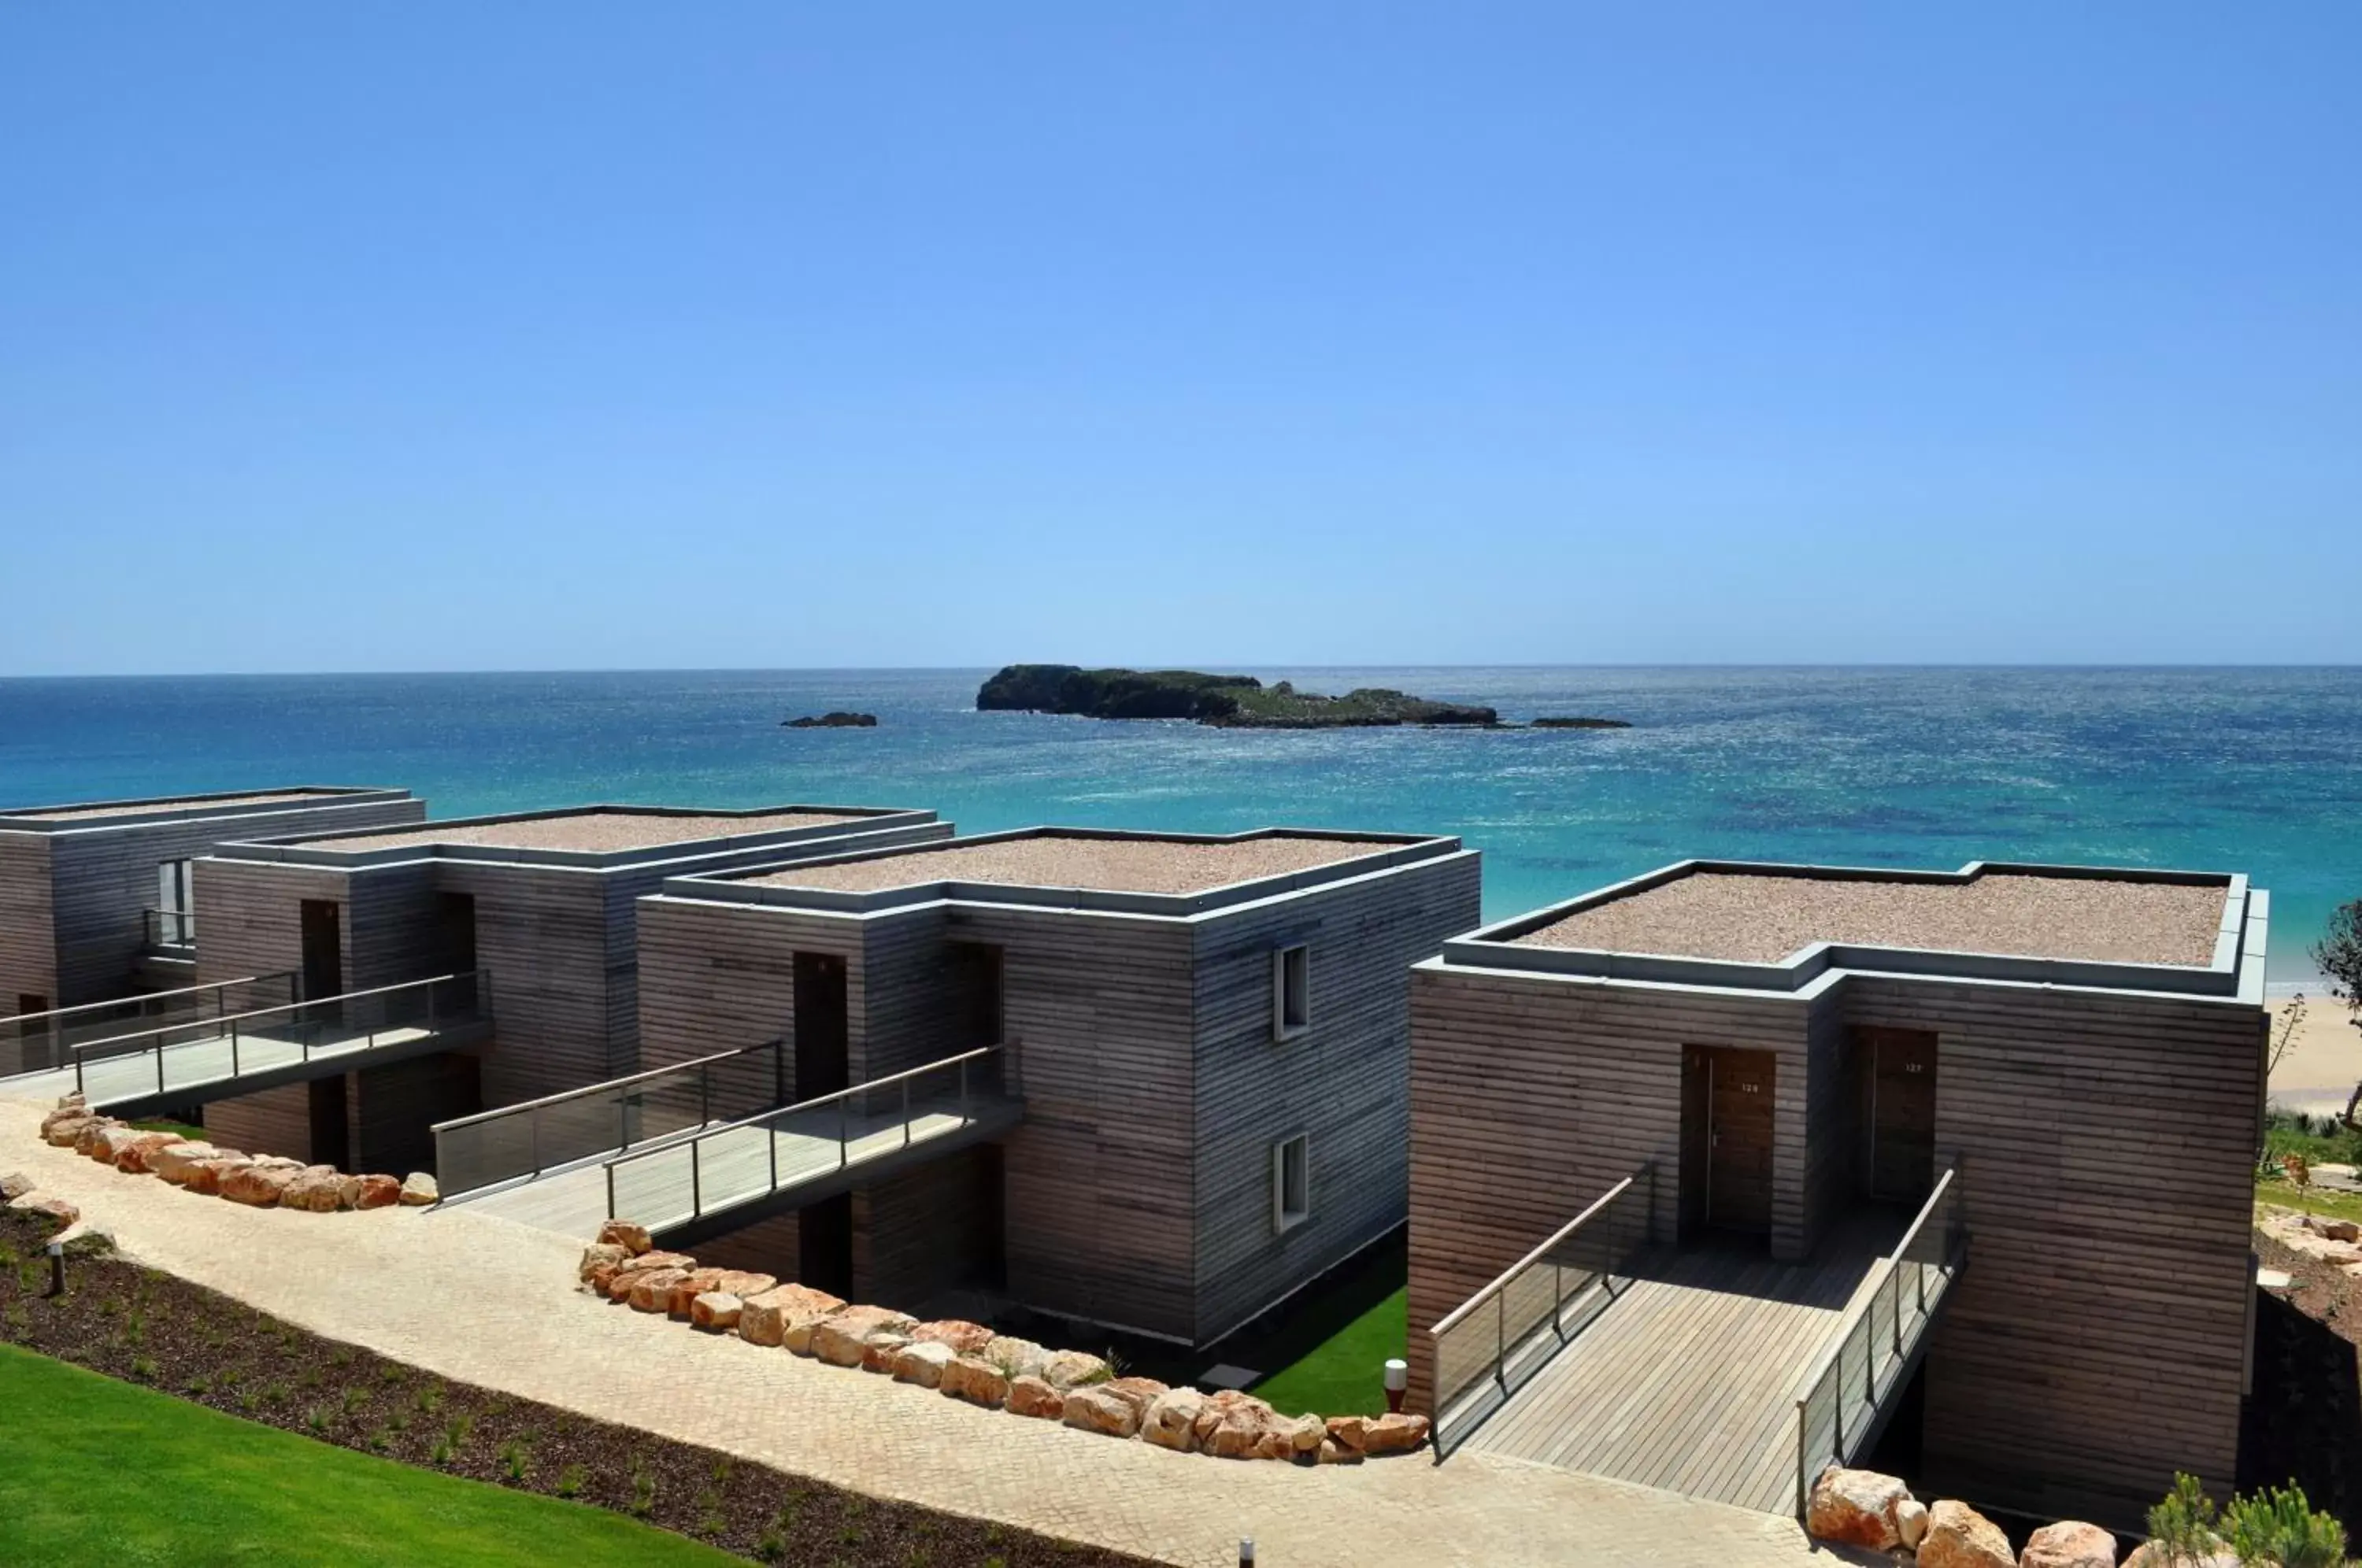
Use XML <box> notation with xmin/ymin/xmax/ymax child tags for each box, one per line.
<box><xmin>783</xmin><ymin>711</ymin><xmax>878</xmax><ymax>728</ymax></box>
<box><xmin>976</xmin><ymin>665</ymin><xmax>1501</xmax><ymax>728</ymax></box>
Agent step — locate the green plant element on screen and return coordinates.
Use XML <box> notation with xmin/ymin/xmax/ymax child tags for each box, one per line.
<box><xmin>628</xmin><ymin>1465</ymin><xmax>655</xmax><ymax>1518</ymax></box>
<box><xmin>184</xmin><ymin>1375</ymin><xmax>210</xmax><ymax>1396</ymax></box>
<box><xmin>442</xmin><ymin>1414</ymin><xmax>472</xmax><ymax>1453</ymax></box>
<box><xmin>264</xmin><ymin>1381</ymin><xmax>289</xmax><ymax>1406</ymax></box>
<box><xmin>237</xmin><ymin>1391</ymin><xmax>260</xmax><ymax>1413</ymax></box>
<box><xmin>305</xmin><ymin>1407</ymin><xmax>328</xmax><ymax>1433</ymax></box>
<box><xmin>415</xmin><ymin>1382</ymin><xmax>444</xmax><ymax>1415</ymax></box>
<box><xmin>498</xmin><ymin>1440</ymin><xmax>528</xmax><ymax>1483</ymax></box>
<box><xmin>130</xmin><ymin>1356</ymin><xmax>158</xmax><ymax>1381</ymax></box>
<box><xmin>2147</xmin><ymin>1472</ymin><xmax>2221</xmax><ymax>1566</ymax></box>
<box><xmin>756</xmin><ymin>1529</ymin><xmax>787</xmax><ymax>1562</ymax></box>
<box><xmin>367</xmin><ymin>1427</ymin><xmax>390</xmax><ymax>1453</ymax></box>
<box><xmin>341</xmin><ymin>1385</ymin><xmax>368</xmax><ymax>1415</ymax></box>
<box><xmin>429</xmin><ymin>1436</ymin><xmax>454</xmax><ymax>1466</ymax></box>
<box><xmin>2224</xmin><ymin>1483</ymin><xmax>2346</xmax><ymax>1568</ymax></box>
<box><xmin>555</xmin><ymin>1464</ymin><xmax>586</xmax><ymax>1500</ymax></box>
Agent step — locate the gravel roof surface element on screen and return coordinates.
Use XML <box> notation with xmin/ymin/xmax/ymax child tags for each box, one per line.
<box><xmin>1512</xmin><ymin>871</ymin><xmax>2228</xmax><ymax>967</ymax></box>
<box><xmin>6</xmin><ymin>790</ymin><xmax>350</xmax><ymax>822</ymax></box>
<box><xmin>305</xmin><ymin>810</ymin><xmax>861</xmax><ymax>854</ymax></box>
<box><xmin>754</xmin><ymin>834</ymin><xmax>1395</xmax><ymax>896</ymax></box>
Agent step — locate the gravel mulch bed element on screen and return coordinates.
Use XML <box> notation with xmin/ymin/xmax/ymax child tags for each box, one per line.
<box><xmin>1515</xmin><ymin>870</ymin><xmax>2227</xmax><ymax>967</ymax></box>
<box><xmin>758</xmin><ymin>833</ymin><xmax>1386</xmax><ymax>896</ymax></box>
<box><xmin>306</xmin><ymin>810</ymin><xmax>861</xmax><ymax>854</ymax></box>
<box><xmin>0</xmin><ymin>1211</ymin><xmax>1157</xmax><ymax>1568</ymax></box>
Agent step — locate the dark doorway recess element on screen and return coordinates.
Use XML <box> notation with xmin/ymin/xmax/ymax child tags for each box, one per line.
<box><xmin>1860</xmin><ymin>1026</ymin><xmax>1938</xmax><ymax>1204</ymax></box>
<box><xmin>800</xmin><ymin>1193</ymin><xmax>854</xmax><ymax>1300</ymax></box>
<box><xmin>299</xmin><ymin>900</ymin><xmax>342</xmax><ymax>1004</ymax></box>
<box><xmin>1681</xmin><ymin>1045</ymin><xmax>1776</xmax><ymax>1238</ymax></box>
<box><xmin>793</xmin><ymin>952</ymin><xmax>849</xmax><ymax>1100</ymax></box>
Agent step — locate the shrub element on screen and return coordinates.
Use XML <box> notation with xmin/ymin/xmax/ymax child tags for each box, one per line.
<box><xmin>498</xmin><ymin>1439</ymin><xmax>529</xmax><ymax>1483</ymax></box>
<box><xmin>2146</xmin><ymin>1472</ymin><xmax>2220</xmax><ymax>1566</ymax></box>
<box><xmin>2223</xmin><ymin>1483</ymin><xmax>2345</xmax><ymax>1568</ymax></box>
<box><xmin>628</xmin><ymin>1464</ymin><xmax>656</xmax><ymax>1518</ymax></box>
<box><xmin>555</xmin><ymin>1464</ymin><xmax>586</xmax><ymax>1500</ymax></box>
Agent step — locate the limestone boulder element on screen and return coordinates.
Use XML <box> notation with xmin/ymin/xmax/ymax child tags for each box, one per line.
<box><xmin>1806</xmin><ymin>1466</ymin><xmax>1915</xmax><ymax>1552</ymax></box>
<box><xmin>283</xmin><ymin>1167</ymin><xmax>361</xmax><ymax>1213</ymax></box>
<box><xmin>1195</xmin><ymin>1390</ymin><xmax>1288</xmax><ymax>1459</ymax></box>
<box><xmin>72</xmin><ymin>1119</ymin><xmax>122</xmax><ymax>1156</ymax></box>
<box><xmin>219</xmin><ymin>1163</ymin><xmax>298</xmax><ymax>1207</ymax></box>
<box><xmin>182</xmin><ymin>1157</ymin><xmax>252</xmax><ymax>1196</ymax></box>
<box><xmin>250</xmin><ymin>1155</ymin><xmax>305</xmax><ymax>1170</ymax></box>
<box><xmin>1061</xmin><ymin>1381</ymin><xmax>1157</xmax><ymax>1435</ymax></box>
<box><xmin>1009</xmin><ymin>1376</ymin><xmax>1067</xmax><ymax>1420</ymax></box>
<box><xmin>89</xmin><ymin>1125</ymin><xmax>148</xmax><ymax>1163</ymax></box>
<box><xmin>38</xmin><ymin>1096</ymin><xmax>87</xmax><ymax>1137</ymax></box>
<box><xmin>2120</xmin><ymin>1546</ymin><xmax>2235</xmax><ymax>1568</ymax></box>
<box><xmin>353</xmin><ymin>1174</ymin><xmax>402</xmax><ymax>1210</ymax></box>
<box><xmin>1356</xmin><ymin>1412</ymin><xmax>1430</xmax><ymax>1456</ymax></box>
<box><xmin>909</xmin><ymin>1319</ymin><xmax>995</xmax><ymax>1355</ymax></box>
<box><xmin>861</xmin><ymin>1333</ymin><xmax>913</xmax><ymax>1374</ymax></box>
<box><xmin>1897</xmin><ymin>1497</ymin><xmax>1930</xmax><ymax>1550</ymax></box>
<box><xmin>578</xmin><ymin>1243</ymin><xmax>630</xmax><ymax>1285</ymax></box>
<box><xmin>150</xmin><ymin>1142</ymin><xmax>238</xmax><ymax>1184</ymax></box>
<box><xmin>1142</xmin><ymin>1388</ymin><xmax>1205</xmax><ymax>1452</ymax></box>
<box><xmin>980</xmin><ymin>1334</ymin><xmax>1048</xmax><ymax>1381</ymax></box>
<box><xmin>0</xmin><ymin>1171</ymin><xmax>35</xmax><ymax>1201</ymax></box>
<box><xmin>892</xmin><ymin>1341</ymin><xmax>958</xmax><ymax>1388</ymax></box>
<box><xmin>740</xmin><ymin>1283</ymin><xmax>846</xmax><ymax>1349</ymax></box>
<box><xmin>8</xmin><ymin>1192</ymin><xmax>79</xmax><ymax>1230</ymax></box>
<box><xmin>2322</xmin><ymin>1219</ymin><xmax>2362</xmax><ymax>1243</ymax></box>
<box><xmin>1281</xmin><ymin>1413</ymin><xmax>1327</xmax><ymax>1455</ymax></box>
<box><xmin>596</xmin><ymin>1219</ymin><xmax>653</xmax><ymax>1255</ymax></box>
<box><xmin>43</xmin><ymin>1114</ymin><xmax>102</xmax><ymax>1149</ymax></box>
<box><xmin>628</xmin><ymin>1268</ymin><xmax>693</xmax><ymax>1312</ymax></box>
<box><xmin>667</xmin><ymin>1267</ymin><xmax>731</xmax><ymax>1316</ymax></box>
<box><xmin>1042</xmin><ymin>1348</ymin><xmax>1113</xmax><ymax>1390</ymax></box>
<box><xmin>810</xmin><ymin>1305</ymin><xmax>916</xmax><ymax>1367</ymax></box>
<box><xmin>709</xmin><ymin>1269</ymin><xmax>776</xmax><ymax>1300</ymax></box>
<box><xmin>1317</xmin><ymin>1437</ymin><xmax>1361</xmax><ymax>1464</ymax></box>
<box><xmin>1916</xmin><ymin>1499</ymin><xmax>2016</xmax><ymax>1568</ymax></box>
<box><xmin>602</xmin><ymin>1250</ymin><xmax>696</xmax><ymax>1301</ymax></box>
<box><xmin>113</xmin><ymin>1133</ymin><xmax>185</xmax><ymax>1174</ymax></box>
<box><xmin>2020</xmin><ymin>1521</ymin><xmax>2118</xmax><ymax>1568</ymax></box>
<box><xmin>690</xmin><ymin>1292</ymin><xmax>744</xmax><ymax>1332</ymax></box>
<box><xmin>398</xmin><ymin>1171</ymin><xmax>438</xmax><ymax>1205</ymax></box>
<box><xmin>939</xmin><ymin>1355</ymin><xmax>1012</xmax><ymax>1408</ymax></box>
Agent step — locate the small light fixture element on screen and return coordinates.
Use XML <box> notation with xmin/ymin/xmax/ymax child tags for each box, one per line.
<box><xmin>46</xmin><ymin>1238</ymin><xmax>65</xmax><ymax>1296</ymax></box>
<box><xmin>1239</xmin><ymin>1540</ymin><xmax>1255</xmax><ymax>1568</ymax></box>
<box><xmin>1384</xmin><ymin>1357</ymin><xmax>1408</xmax><ymax>1413</ymax></box>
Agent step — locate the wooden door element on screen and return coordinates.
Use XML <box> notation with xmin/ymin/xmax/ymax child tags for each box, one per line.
<box><xmin>800</xmin><ymin>1193</ymin><xmax>854</xmax><ymax>1299</ymax></box>
<box><xmin>299</xmin><ymin>900</ymin><xmax>342</xmax><ymax>1003</ymax></box>
<box><xmin>1706</xmin><ymin>1048</ymin><xmax>1776</xmax><ymax>1233</ymax></box>
<box><xmin>1865</xmin><ymin>1027</ymin><xmax>1938</xmax><ymax>1203</ymax></box>
<box><xmin>794</xmin><ymin>952</ymin><xmax>850</xmax><ymax>1100</ymax></box>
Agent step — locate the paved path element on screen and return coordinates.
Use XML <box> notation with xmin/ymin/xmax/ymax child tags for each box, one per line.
<box><xmin>0</xmin><ymin>1100</ymin><xmax>1829</xmax><ymax>1568</ymax></box>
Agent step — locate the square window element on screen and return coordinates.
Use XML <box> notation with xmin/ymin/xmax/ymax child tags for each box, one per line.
<box><xmin>1272</xmin><ymin>944</ymin><xmax>1310</xmax><ymax>1041</ymax></box>
<box><xmin>1272</xmin><ymin>1133</ymin><xmax>1310</xmax><ymax>1233</ymax></box>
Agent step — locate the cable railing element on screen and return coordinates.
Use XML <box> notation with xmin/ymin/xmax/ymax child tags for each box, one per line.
<box><xmin>70</xmin><ymin>971</ymin><xmax>489</xmax><ymax>1106</ymax></box>
<box><xmin>432</xmin><ymin>1039</ymin><xmax>787</xmax><ymax>1200</ymax></box>
<box><xmin>1</xmin><ymin>972</ymin><xmax>297</xmax><ymax>1078</ymax></box>
<box><xmin>603</xmin><ymin>1045</ymin><xmax>1019</xmax><ymax>1233</ymax></box>
<box><xmin>1792</xmin><ymin>1162</ymin><xmax>1965</xmax><ymax>1515</ymax></box>
<box><xmin>1427</xmin><ymin>1162</ymin><xmax>1657</xmax><ymax>1455</ymax></box>
<box><xmin>143</xmin><ymin>906</ymin><xmax>198</xmax><ymax>950</ymax></box>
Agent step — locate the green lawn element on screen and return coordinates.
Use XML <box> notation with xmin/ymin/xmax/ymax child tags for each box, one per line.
<box><xmin>0</xmin><ymin>1344</ymin><xmax>739</xmax><ymax>1567</ymax></box>
<box><xmin>1234</xmin><ymin>1233</ymin><xmax>1408</xmax><ymax>1418</ymax></box>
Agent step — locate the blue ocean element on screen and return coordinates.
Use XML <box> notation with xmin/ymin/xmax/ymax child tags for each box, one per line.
<box><xmin>2</xmin><ymin>668</ymin><xmax>2355</xmax><ymax>986</ymax></box>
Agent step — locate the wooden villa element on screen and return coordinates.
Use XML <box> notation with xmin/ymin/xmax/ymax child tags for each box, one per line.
<box><xmin>450</xmin><ymin>826</ymin><xmax>1483</xmax><ymax>1345</ymax></box>
<box><xmin>1405</xmin><ymin>858</ymin><xmax>2268</xmax><ymax>1529</ymax></box>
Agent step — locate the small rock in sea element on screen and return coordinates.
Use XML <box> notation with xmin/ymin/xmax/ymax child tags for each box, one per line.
<box><xmin>1530</xmin><ymin>716</ymin><xmax>1632</xmax><ymax>729</ymax></box>
<box><xmin>783</xmin><ymin>712</ymin><xmax>878</xmax><ymax>728</ymax></box>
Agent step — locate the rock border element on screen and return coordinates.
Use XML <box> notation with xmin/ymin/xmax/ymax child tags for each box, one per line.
<box><xmin>584</xmin><ymin>1219</ymin><xmax>1431</xmax><ymax>1468</ymax></box>
<box><xmin>35</xmin><ymin>1095</ymin><xmax>435</xmax><ymax>1213</ymax></box>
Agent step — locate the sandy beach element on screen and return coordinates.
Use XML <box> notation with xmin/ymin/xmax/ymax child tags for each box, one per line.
<box><xmin>2267</xmin><ymin>995</ymin><xmax>2362</xmax><ymax>1117</ymax></box>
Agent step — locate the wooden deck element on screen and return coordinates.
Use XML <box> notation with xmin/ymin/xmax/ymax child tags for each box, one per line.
<box><xmin>448</xmin><ymin>1090</ymin><xmax>1023</xmax><ymax>1240</ymax></box>
<box><xmin>1458</xmin><ymin>1207</ymin><xmax>1906</xmax><ymax>1515</ymax></box>
<box><xmin>0</xmin><ymin>1021</ymin><xmax>452</xmax><ymax>1115</ymax></box>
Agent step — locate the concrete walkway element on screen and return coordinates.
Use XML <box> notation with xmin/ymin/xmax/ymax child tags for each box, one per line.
<box><xmin>0</xmin><ymin>1100</ymin><xmax>1826</xmax><ymax>1568</ymax></box>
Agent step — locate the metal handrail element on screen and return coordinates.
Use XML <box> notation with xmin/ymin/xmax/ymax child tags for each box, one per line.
<box><xmin>70</xmin><ymin>972</ymin><xmax>477</xmax><ymax>1056</ymax></box>
<box><xmin>1427</xmin><ymin>1161</ymin><xmax>1655</xmax><ymax>1453</ymax></box>
<box><xmin>431</xmin><ymin>1041</ymin><xmax>781</xmax><ymax>1133</ymax></box>
<box><xmin>1792</xmin><ymin>1163</ymin><xmax>1964</xmax><ymax>1514</ymax></box>
<box><xmin>601</xmin><ymin>1042</ymin><xmax>1016</xmax><ymax>1227</ymax></box>
<box><xmin>143</xmin><ymin>906</ymin><xmax>197</xmax><ymax>947</ymax></box>
<box><xmin>431</xmin><ymin>1038</ymin><xmax>787</xmax><ymax>1200</ymax></box>
<box><xmin>1430</xmin><ymin>1173</ymin><xmax>1640</xmax><ymax>1340</ymax></box>
<box><xmin>2</xmin><ymin>972</ymin><xmax>291</xmax><ymax>1029</ymax></box>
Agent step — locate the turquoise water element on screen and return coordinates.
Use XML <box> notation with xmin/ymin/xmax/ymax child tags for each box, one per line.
<box><xmin>1</xmin><ymin>668</ymin><xmax>2355</xmax><ymax>984</ymax></box>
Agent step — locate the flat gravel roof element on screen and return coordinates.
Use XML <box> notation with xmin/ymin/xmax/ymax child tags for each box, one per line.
<box><xmin>1512</xmin><ymin>869</ymin><xmax>2227</xmax><ymax>967</ymax></box>
<box><xmin>4</xmin><ymin>790</ymin><xmax>351</xmax><ymax>822</ymax></box>
<box><xmin>753</xmin><ymin>833</ymin><xmax>1398</xmax><ymax>897</ymax></box>
<box><xmin>305</xmin><ymin>809</ymin><xmax>861</xmax><ymax>855</ymax></box>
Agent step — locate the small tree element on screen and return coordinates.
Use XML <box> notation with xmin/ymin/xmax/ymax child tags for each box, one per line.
<box><xmin>2317</xmin><ymin>900</ymin><xmax>2362</xmax><ymax>1133</ymax></box>
<box><xmin>2146</xmin><ymin>1471</ymin><xmax>2221</xmax><ymax>1566</ymax></box>
<box><xmin>2222</xmin><ymin>1482</ymin><xmax>2346</xmax><ymax>1568</ymax></box>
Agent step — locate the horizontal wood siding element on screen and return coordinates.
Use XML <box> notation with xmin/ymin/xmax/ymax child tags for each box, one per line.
<box><xmin>1190</xmin><ymin>852</ymin><xmax>1482</xmax><ymax>1343</ymax></box>
<box><xmin>194</xmin><ymin>857</ymin><xmax>347</xmax><ymax>988</ymax></box>
<box><xmin>940</xmin><ymin>902</ymin><xmax>1198</xmax><ymax>1342</ymax></box>
<box><xmin>432</xmin><ymin>861</ymin><xmax>614</xmax><ymax>1107</ymax></box>
<box><xmin>203</xmin><ymin>1080</ymin><xmax>317</xmax><ymax>1163</ymax></box>
<box><xmin>0</xmin><ymin>834</ymin><xmax>57</xmax><ymax>1011</ymax></box>
<box><xmin>1403</xmin><ymin>965</ymin><xmax>1809</xmax><ymax>1415</ymax></box>
<box><xmin>1836</xmin><ymin>975</ymin><xmax>2264</xmax><ymax>1527</ymax></box>
<box><xmin>853</xmin><ymin>1147</ymin><xmax>999</xmax><ymax>1308</ymax></box>
<box><xmin>694</xmin><ymin>1211</ymin><xmax>802</xmax><ymax>1281</ymax></box>
<box><xmin>351</xmin><ymin>1052</ymin><xmax>482</xmax><ymax>1178</ymax></box>
<box><xmin>36</xmin><ymin>798</ymin><xmax>422</xmax><ymax>1008</ymax></box>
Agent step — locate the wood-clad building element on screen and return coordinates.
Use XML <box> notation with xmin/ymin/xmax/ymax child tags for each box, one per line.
<box><xmin>191</xmin><ymin>804</ymin><xmax>947</xmax><ymax>1174</ymax></box>
<box><xmin>1406</xmin><ymin>858</ymin><xmax>2268</xmax><ymax>1530</ymax></box>
<box><xmin>639</xmin><ymin>826</ymin><xmax>1482</xmax><ymax>1345</ymax></box>
<box><xmin>0</xmin><ymin>787</ymin><xmax>422</xmax><ymax>1015</ymax></box>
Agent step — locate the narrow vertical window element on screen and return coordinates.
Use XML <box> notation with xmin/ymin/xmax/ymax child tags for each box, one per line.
<box><xmin>155</xmin><ymin>859</ymin><xmax>195</xmax><ymax>945</ymax></box>
<box><xmin>1272</xmin><ymin>1133</ymin><xmax>1310</xmax><ymax>1232</ymax></box>
<box><xmin>1272</xmin><ymin>943</ymin><xmax>1311</xmax><ymax>1041</ymax></box>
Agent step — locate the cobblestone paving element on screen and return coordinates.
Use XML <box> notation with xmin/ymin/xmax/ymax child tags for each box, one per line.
<box><xmin>0</xmin><ymin>1100</ymin><xmax>1826</xmax><ymax>1568</ymax></box>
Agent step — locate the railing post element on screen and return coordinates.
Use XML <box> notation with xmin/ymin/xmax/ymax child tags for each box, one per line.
<box><xmin>231</xmin><ymin>1021</ymin><xmax>240</xmax><ymax>1078</ymax></box>
<box><xmin>690</xmin><ymin>1138</ymin><xmax>703</xmax><ymax>1218</ymax></box>
<box><xmin>530</xmin><ymin>1106</ymin><xmax>542</xmax><ymax>1178</ymax></box>
<box><xmin>618</xmin><ymin>1091</ymin><xmax>631</xmax><ymax>1154</ymax></box>
<box><xmin>839</xmin><ymin>1094</ymin><xmax>848</xmax><ymax>1169</ymax></box>
<box><xmin>605</xmin><ymin>1159</ymin><xmax>616</xmax><ymax>1221</ymax></box>
<box><xmin>768</xmin><ymin>1111</ymin><xmax>779</xmax><ymax>1193</ymax></box>
<box><xmin>1494</xmin><ymin>1289</ymin><xmax>1505</xmax><ymax>1389</ymax></box>
<box><xmin>701</xmin><ymin>1066</ymin><xmax>711</xmax><ymax>1130</ymax></box>
<box><xmin>959</xmin><ymin>1058</ymin><xmax>970</xmax><ymax>1124</ymax></box>
<box><xmin>901</xmin><ymin>1076</ymin><xmax>911</xmax><ymax>1148</ymax></box>
<box><xmin>1796</xmin><ymin>1400</ymin><xmax>1810</xmax><ymax>1518</ymax></box>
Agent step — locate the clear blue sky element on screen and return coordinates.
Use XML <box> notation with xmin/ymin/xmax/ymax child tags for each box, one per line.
<box><xmin>3</xmin><ymin>3</ymin><xmax>2355</xmax><ymax>674</ymax></box>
